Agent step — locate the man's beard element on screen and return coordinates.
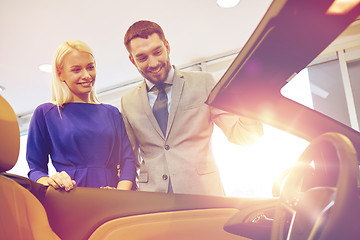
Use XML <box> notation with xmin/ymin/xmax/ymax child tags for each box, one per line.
<box><xmin>140</xmin><ymin>61</ymin><xmax>171</xmax><ymax>84</ymax></box>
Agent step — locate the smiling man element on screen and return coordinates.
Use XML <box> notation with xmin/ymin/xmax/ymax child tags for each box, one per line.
<box><xmin>120</xmin><ymin>20</ymin><xmax>263</xmax><ymax>196</ymax></box>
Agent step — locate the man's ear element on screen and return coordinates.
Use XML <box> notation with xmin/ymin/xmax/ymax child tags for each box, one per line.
<box><xmin>129</xmin><ymin>54</ymin><xmax>136</xmax><ymax>66</ymax></box>
<box><xmin>165</xmin><ymin>40</ymin><xmax>170</xmax><ymax>54</ymax></box>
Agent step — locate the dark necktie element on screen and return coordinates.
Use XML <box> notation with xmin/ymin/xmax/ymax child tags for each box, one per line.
<box><xmin>153</xmin><ymin>83</ymin><xmax>168</xmax><ymax>136</ymax></box>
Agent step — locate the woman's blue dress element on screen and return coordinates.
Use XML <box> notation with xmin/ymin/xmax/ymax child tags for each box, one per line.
<box><xmin>26</xmin><ymin>102</ymin><xmax>136</xmax><ymax>188</ymax></box>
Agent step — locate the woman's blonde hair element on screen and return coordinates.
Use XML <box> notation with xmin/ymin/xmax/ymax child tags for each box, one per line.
<box><xmin>51</xmin><ymin>40</ymin><xmax>100</xmax><ymax>107</ymax></box>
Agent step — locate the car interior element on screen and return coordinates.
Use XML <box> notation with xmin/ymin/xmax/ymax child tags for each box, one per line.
<box><xmin>1</xmin><ymin>0</ymin><xmax>360</xmax><ymax>240</ymax></box>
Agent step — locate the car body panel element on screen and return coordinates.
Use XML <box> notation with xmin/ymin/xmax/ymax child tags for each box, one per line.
<box><xmin>44</xmin><ymin>186</ymin><xmax>276</xmax><ymax>239</ymax></box>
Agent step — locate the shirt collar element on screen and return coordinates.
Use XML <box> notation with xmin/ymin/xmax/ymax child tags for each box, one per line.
<box><xmin>146</xmin><ymin>66</ymin><xmax>174</xmax><ymax>92</ymax></box>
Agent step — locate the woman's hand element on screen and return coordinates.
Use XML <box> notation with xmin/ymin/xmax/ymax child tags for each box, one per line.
<box><xmin>37</xmin><ymin>171</ymin><xmax>76</xmax><ymax>191</ymax></box>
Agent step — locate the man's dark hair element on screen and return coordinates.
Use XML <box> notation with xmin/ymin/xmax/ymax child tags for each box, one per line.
<box><xmin>124</xmin><ymin>20</ymin><xmax>167</xmax><ymax>53</ymax></box>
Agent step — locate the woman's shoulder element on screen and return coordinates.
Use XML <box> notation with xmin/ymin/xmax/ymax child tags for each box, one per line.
<box><xmin>100</xmin><ymin>103</ymin><xmax>120</xmax><ymax>112</ymax></box>
<box><xmin>100</xmin><ymin>103</ymin><xmax>124</xmax><ymax>120</ymax></box>
<box><xmin>33</xmin><ymin>102</ymin><xmax>57</xmax><ymax>116</ymax></box>
<box><xmin>30</xmin><ymin>103</ymin><xmax>58</xmax><ymax>125</ymax></box>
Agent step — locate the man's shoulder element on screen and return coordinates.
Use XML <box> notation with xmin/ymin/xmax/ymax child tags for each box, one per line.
<box><xmin>175</xmin><ymin>69</ymin><xmax>216</xmax><ymax>89</ymax></box>
<box><xmin>176</xmin><ymin>69</ymin><xmax>214</xmax><ymax>79</ymax></box>
<box><xmin>121</xmin><ymin>81</ymin><xmax>145</xmax><ymax>111</ymax></box>
<box><xmin>122</xmin><ymin>82</ymin><xmax>142</xmax><ymax>99</ymax></box>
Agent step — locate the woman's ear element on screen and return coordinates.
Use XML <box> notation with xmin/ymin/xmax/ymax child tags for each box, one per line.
<box><xmin>58</xmin><ymin>71</ymin><xmax>65</xmax><ymax>82</ymax></box>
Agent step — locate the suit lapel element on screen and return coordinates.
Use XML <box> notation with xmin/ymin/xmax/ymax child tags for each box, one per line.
<box><xmin>138</xmin><ymin>81</ymin><xmax>165</xmax><ymax>138</ymax></box>
<box><xmin>167</xmin><ymin>69</ymin><xmax>184</xmax><ymax>137</ymax></box>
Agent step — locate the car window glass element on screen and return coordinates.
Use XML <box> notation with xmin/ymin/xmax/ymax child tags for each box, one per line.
<box><xmin>282</xmin><ymin>46</ymin><xmax>360</xmax><ymax>132</ymax></box>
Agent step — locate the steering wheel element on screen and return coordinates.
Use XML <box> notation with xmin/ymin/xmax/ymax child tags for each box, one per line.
<box><xmin>271</xmin><ymin>132</ymin><xmax>358</xmax><ymax>240</ymax></box>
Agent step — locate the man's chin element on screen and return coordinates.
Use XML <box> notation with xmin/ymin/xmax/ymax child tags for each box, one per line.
<box><xmin>140</xmin><ymin>67</ymin><xmax>169</xmax><ymax>84</ymax></box>
<box><xmin>146</xmin><ymin>74</ymin><xmax>166</xmax><ymax>84</ymax></box>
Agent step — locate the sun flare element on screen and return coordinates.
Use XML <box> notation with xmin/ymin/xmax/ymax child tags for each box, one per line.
<box><xmin>213</xmin><ymin>124</ymin><xmax>309</xmax><ymax>198</ymax></box>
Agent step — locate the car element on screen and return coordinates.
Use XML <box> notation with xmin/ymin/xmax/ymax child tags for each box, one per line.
<box><xmin>1</xmin><ymin>0</ymin><xmax>360</xmax><ymax>239</ymax></box>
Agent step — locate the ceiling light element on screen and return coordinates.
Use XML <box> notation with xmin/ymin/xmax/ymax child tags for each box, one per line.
<box><xmin>327</xmin><ymin>0</ymin><xmax>360</xmax><ymax>14</ymax></box>
<box><xmin>39</xmin><ymin>64</ymin><xmax>52</xmax><ymax>73</ymax></box>
<box><xmin>217</xmin><ymin>0</ymin><xmax>241</xmax><ymax>8</ymax></box>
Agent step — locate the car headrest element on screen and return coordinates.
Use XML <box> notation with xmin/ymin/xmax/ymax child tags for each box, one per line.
<box><xmin>0</xmin><ymin>95</ymin><xmax>20</xmax><ymax>172</ymax></box>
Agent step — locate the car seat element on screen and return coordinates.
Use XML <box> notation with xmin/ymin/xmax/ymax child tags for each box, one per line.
<box><xmin>0</xmin><ymin>95</ymin><xmax>60</xmax><ymax>240</ymax></box>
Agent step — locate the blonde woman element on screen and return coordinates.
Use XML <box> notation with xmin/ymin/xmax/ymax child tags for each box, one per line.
<box><xmin>26</xmin><ymin>40</ymin><xmax>135</xmax><ymax>191</ymax></box>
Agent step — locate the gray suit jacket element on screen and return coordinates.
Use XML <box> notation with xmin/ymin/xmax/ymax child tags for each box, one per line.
<box><xmin>121</xmin><ymin>68</ymin><xmax>263</xmax><ymax>196</ymax></box>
